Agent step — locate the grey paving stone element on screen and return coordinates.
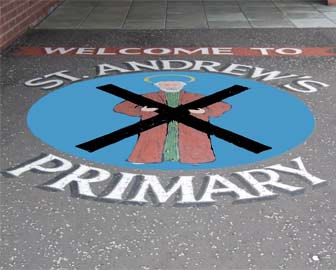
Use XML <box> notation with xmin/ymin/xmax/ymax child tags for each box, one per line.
<box><xmin>127</xmin><ymin>13</ymin><xmax>167</xmax><ymax>20</ymax></box>
<box><xmin>204</xmin><ymin>3</ymin><xmax>241</xmax><ymax>12</ymax></box>
<box><xmin>81</xmin><ymin>13</ymin><xmax>126</xmax><ymax>21</ymax></box>
<box><xmin>249</xmin><ymin>19</ymin><xmax>295</xmax><ymax>28</ymax></box>
<box><xmin>277</xmin><ymin>6</ymin><xmax>318</xmax><ymax>13</ymax></box>
<box><xmin>204</xmin><ymin>2</ymin><xmax>239</xmax><ymax>7</ymax></box>
<box><xmin>167</xmin><ymin>7</ymin><xmax>204</xmax><ymax>15</ymax></box>
<box><xmin>208</xmin><ymin>20</ymin><xmax>251</xmax><ymax>28</ymax></box>
<box><xmin>79</xmin><ymin>22</ymin><xmax>124</xmax><ymax>29</ymax></box>
<box><xmin>129</xmin><ymin>3</ymin><xmax>166</xmax><ymax>10</ymax></box>
<box><xmin>61</xmin><ymin>1</ymin><xmax>98</xmax><ymax>7</ymax></box>
<box><xmin>205</xmin><ymin>10</ymin><xmax>243</xmax><ymax>19</ymax></box>
<box><xmin>243</xmin><ymin>10</ymin><xmax>284</xmax><ymax>15</ymax></box>
<box><xmin>203</xmin><ymin>0</ymin><xmax>237</xmax><ymax>3</ymax></box>
<box><xmin>322</xmin><ymin>12</ymin><xmax>336</xmax><ymax>21</ymax></box>
<box><xmin>245</xmin><ymin>12</ymin><xmax>287</xmax><ymax>21</ymax></box>
<box><xmin>312</xmin><ymin>3</ymin><xmax>336</xmax><ymax>12</ymax></box>
<box><xmin>238</xmin><ymin>0</ymin><xmax>276</xmax><ymax>5</ymax></box>
<box><xmin>239</xmin><ymin>6</ymin><xmax>278</xmax><ymax>11</ymax></box>
<box><xmin>126</xmin><ymin>3</ymin><xmax>166</xmax><ymax>22</ymax></box>
<box><xmin>275</xmin><ymin>1</ymin><xmax>319</xmax><ymax>7</ymax></box>
<box><xmin>290</xmin><ymin>18</ymin><xmax>336</xmax><ymax>27</ymax></box>
<box><xmin>50</xmin><ymin>6</ymin><xmax>94</xmax><ymax>15</ymax></box>
<box><xmin>37</xmin><ymin>20</ymin><xmax>83</xmax><ymax>29</ymax></box>
<box><xmin>98</xmin><ymin>1</ymin><xmax>132</xmax><ymax>7</ymax></box>
<box><xmin>86</xmin><ymin>5</ymin><xmax>130</xmax><ymax>16</ymax></box>
<box><xmin>166</xmin><ymin>20</ymin><xmax>208</xmax><ymax>29</ymax></box>
<box><xmin>204</xmin><ymin>6</ymin><xmax>241</xmax><ymax>12</ymax></box>
<box><xmin>36</xmin><ymin>0</ymin><xmax>336</xmax><ymax>29</ymax></box>
<box><xmin>167</xmin><ymin>13</ymin><xmax>207</xmax><ymax>23</ymax></box>
<box><xmin>80</xmin><ymin>6</ymin><xmax>128</xmax><ymax>29</ymax></box>
<box><xmin>167</xmin><ymin>1</ymin><xmax>207</xmax><ymax>28</ymax></box>
<box><xmin>83</xmin><ymin>14</ymin><xmax>126</xmax><ymax>22</ymax></box>
<box><xmin>207</xmin><ymin>13</ymin><xmax>247</xmax><ymax>22</ymax></box>
<box><xmin>285</xmin><ymin>12</ymin><xmax>326</xmax><ymax>19</ymax></box>
<box><xmin>124</xmin><ymin>20</ymin><xmax>165</xmax><ymax>29</ymax></box>
<box><xmin>41</xmin><ymin>7</ymin><xmax>95</xmax><ymax>25</ymax></box>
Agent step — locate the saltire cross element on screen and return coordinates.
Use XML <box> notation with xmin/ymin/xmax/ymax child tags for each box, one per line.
<box><xmin>76</xmin><ymin>84</ymin><xmax>272</xmax><ymax>154</ymax></box>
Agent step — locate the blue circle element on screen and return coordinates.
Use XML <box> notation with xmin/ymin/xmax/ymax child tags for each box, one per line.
<box><xmin>27</xmin><ymin>71</ymin><xmax>315</xmax><ymax>170</ymax></box>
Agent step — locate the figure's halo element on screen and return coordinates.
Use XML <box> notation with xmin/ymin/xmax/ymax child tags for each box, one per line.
<box><xmin>144</xmin><ymin>74</ymin><xmax>196</xmax><ymax>83</ymax></box>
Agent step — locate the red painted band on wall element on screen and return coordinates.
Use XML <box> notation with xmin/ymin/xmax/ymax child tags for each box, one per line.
<box><xmin>13</xmin><ymin>47</ymin><xmax>336</xmax><ymax>57</ymax></box>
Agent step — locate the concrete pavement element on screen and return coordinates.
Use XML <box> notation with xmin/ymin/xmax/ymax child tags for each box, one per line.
<box><xmin>1</xmin><ymin>27</ymin><xmax>336</xmax><ymax>269</ymax></box>
<box><xmin>36</xmin><ymin>0</ymin><xmax>336</xmax><ymax>29</ymax></box>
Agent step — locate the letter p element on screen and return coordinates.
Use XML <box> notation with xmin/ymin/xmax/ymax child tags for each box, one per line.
<box><xmin>6</xmin><ymin>154</ymin><xmax>73</xmax><ymax>177</ymax></box>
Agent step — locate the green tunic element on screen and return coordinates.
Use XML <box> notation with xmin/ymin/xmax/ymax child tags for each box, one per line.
<box><xmin>163</xmin><ymin>92</ymin><xmax>180</xmax><ymax>161</ymax></box>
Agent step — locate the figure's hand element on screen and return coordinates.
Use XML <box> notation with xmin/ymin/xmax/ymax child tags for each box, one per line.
<box><xmin>141</xmin><ymin>106</ymin><xmax>158</xmax><ymax>112</ymax></box>
<box><xmin>189</xmin><ymin>108</ymin><xmax>205</xmax><ymax>114</ymax></box>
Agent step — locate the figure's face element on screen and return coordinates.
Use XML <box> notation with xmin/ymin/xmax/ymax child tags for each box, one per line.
<box><xmin>155</xmin><ymin>81</ymin><xmax>186</xmax><ymax>92</ymax></box>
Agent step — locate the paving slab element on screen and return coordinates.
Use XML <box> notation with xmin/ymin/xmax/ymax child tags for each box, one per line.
<box><xmin>38</xmin><ymin>0</ymin><xmax>336</xmax><ymax>29</ymax></box>
<box><xmin>1</xmin><ymin>28</ymin><xmax>336</xmax><ymax>270</ymax></box>
<box><xmin>323</xmin><ymin>11</ymin><xmax>336</xmax><ymax>21</ymax></box>
<box><xmin>208</xmin><ymin>21</ymin><xmax>251</xmax><ymax>28</ymax></box>
<box><xmin>79</xmin><ymin>5</ymin><xmax>130</xmax><ymax>29</ymax></box>
<box><xmin>124</xmin><ymin>20</ymin><xmax>166</xmax><ymax>29</ymax></box>
<box><xmin>249</xmin><ymin>19</ymin><xmax>295</xmax><ymax>28</ymax></box>
<box><xmin>290</xmin><ymin>18</ymin><xmax>336</xmax><ymax>27</ymax></box>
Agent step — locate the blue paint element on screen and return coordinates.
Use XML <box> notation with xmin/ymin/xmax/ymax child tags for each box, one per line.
<box><xmin>27</xmin><ymin>71</ymin><xmax>315</xmax><ymax>170</ymax></box>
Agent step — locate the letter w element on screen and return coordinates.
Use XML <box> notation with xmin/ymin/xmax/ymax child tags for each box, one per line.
<box><xmin>251</xmin><ymin>67</ymin><xmax>298</xmax><ymax>81</ymax></box>
<box><xmin>45</xmin><ymin>47</ymin><xmax>77</xmax><ymax>55</ymax></box>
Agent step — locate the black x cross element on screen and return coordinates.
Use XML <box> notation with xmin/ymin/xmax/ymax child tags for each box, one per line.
<box><xmin>76</xmin><ymin>84</ymin><xmax>272</xmax><ymax>154</ymax></box>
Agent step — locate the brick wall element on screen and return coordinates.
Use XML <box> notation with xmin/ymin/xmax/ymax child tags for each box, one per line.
<box><xmin>0</xmin><ymin>0</ymin><xmax>62</xmax><ymax>50</ymax></box>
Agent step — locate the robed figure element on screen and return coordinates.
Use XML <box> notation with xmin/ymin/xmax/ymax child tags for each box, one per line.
<box><xmin>114</xmin><ymin>78</ymin><xmax>231</xmax><ymax>164</ymax></box>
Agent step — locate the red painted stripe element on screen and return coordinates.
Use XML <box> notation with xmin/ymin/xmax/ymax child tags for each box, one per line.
<box><xmin>12</xmin><ymin>47</ymin><xmax>336</xmax><ymax>57</ymax></box>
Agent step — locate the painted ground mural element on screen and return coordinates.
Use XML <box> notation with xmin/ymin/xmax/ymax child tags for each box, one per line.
<box><xmin>1</xmin><ymin>30</ymin><xmax>335</xmax><ymax>270</ymax></box>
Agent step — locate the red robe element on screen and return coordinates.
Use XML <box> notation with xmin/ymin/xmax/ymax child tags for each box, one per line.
<box><xmin>114</xmin><ymin>90</ymin><xmax>231</xmax><ymax>164</ymax></box>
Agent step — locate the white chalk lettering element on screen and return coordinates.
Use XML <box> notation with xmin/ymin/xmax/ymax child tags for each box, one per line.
<box><xmin>276</xmin><ymin>48</ymin><xmax>302</xmax><ymax>55</ymax></box>
<box><xmin>96</xmin><ymin>48</ymin><xmax>116</xmax><ymax>55</ymax></box>
<box><xmin>267</xmin><ymin>157</ymin><xmax>327</xmax><ymax>186</ymax></box>
<box><xmin>191</xmin><ymin>60</ymin><xmax>221</xmax><ymax>72</ymax></box>
<box><xmin>6</xmin><ymin>154</ymin><xmax>72</xmax><ymax>177</ymax></box>
<box><xmin>143</xmin><ymin>48</ymin><xmax>171</xmax><ymax>55</ymax></box>
<box><xmin>103</xmin><ymin>172</ymin><xmax>136</xmax><ymax>200</ymax></box>
<box><xmin>45</xmin><ymin>70</ymin><xmax>81</xmax><ymax>82</ymax></box>
<box><xmin>221</xmin><ymin>64</ymin><xmax>252</xmax><ymax>76</ymax></box>
<box><xmin>24</xmin><ymin>70</ymin><xmax>81</xmax><ymax>89</ymax></box>
<box><xmin>250</xmin><ymin>48</ymin><xmax>275</xmax><ymax>56</ymax></box>
<box><xmin>251</xmin><ymin>67</ymin><xmax>298</xmax><ymax>81</ymax></box>
<box><xmin>76</xmin><ymin>48</ymin><xmax>95</xmax><ymax>55</ymax></box>
<box><xmin>130</xmin><ymin>176</ymin><xmax>197</xmax><ymax>204</ymax></box>
<box><xmin>126</xmin><ymin>60</ymin><xmax>160</xmax><ymax>71</ymax></box>
<box><xmin>234</xmin><ymin>169</ymin><xmax>304</xmax><ymax>198</ymax></box>
<box><xmin>198</xmin><ymin>175</ymin><xmax>256</xmax><ymax>203</ymax></box>
<box><xmin>119</xmin><ymin>48</ymin><xmax>141</xmax><ymax>55</ymax></box>
<box><xmin>97</xmin><ymin>64</ymin><xmax>131</xmax><ymax>76</ymax></box>
<box><xmin>45</xmin><ymin>47</ymin><xmax>77</xmax><ymax>55</ymax></box>
<box><xmin>161</xmin><ymin>60</ymin><xmax>194</xmax><ymax>70</ymax></box>
<box><xmin>174</xmin><ymin>47</ymin><xmax>209</xmax><ymax>55</ymax></box>
<box><xmin>212</xmin><ymin>47</ymin><xmax>233</xmax><ymax>55</ymax></box>
<box><xmin>45</xmin><ymin>165</ymin><xmax>110</xmax><ymax>197</ymax></box>
<box><xmin>24</xmin><ymin>77</ymin><xmax>64</xmax><ymax>90</ymax></box>
<box><xmin>284</xmin><ymin>79</ymin><xmax>329</xmax><ymax>93</ymax></box>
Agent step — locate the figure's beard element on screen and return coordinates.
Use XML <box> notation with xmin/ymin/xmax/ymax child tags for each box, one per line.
<box><xmin>160</xmin><ymin>86</ymin><xmax>183</xmax><ymax>93</ymax></box>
